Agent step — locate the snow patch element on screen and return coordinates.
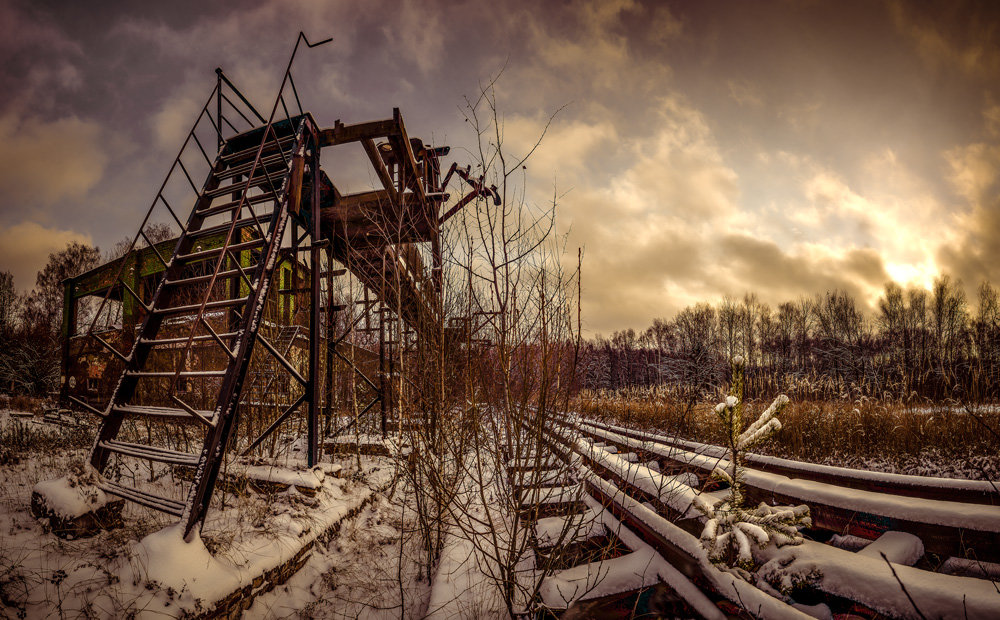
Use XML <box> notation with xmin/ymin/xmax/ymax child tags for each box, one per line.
<box><xmin>131</xmin><ymin>523</ymin><xmax>240</xmax><ymax>603</ymax></box>
<box><xmin>857</xmin><ymin>531</ymin><xmax>924</xmax><ymax>566</ymax></box>
<box><xmin>537</xmin><ymin>548</ymin><xmax>662</xmax><ymax>608</ymax></box>
<box><xmin>534</xmin><ymin>510</ymin><xmax>605</xmax><ymax>548</ymax></box>
<box><xmin>32</xmin><ymin>467</ymin><xmax>111</xmax><ymax>519</ymax></box>
<box><xmin>242</xmin><ymin>463</ymin><xmax>325</xmax><ymax>489</ymax></box>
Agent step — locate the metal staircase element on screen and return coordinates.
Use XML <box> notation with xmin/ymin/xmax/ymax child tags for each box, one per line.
<box><xmin>78</xmin><ymin>34</ymin><xmax>331</xmax><ymax>539</ymax></box>
<box><xmin>91</xmin><ymin>117</ymin><xmax>317</xmax><ymax>535</ymax></box>
<box><xmin>57</xmin><ymin>32</ymin><xmax>500</xmax><ymax>540</ymax></box>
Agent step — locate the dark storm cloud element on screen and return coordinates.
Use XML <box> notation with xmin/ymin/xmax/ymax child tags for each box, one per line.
<box><xmin>719</xmin><ymin>234</ymin><xmax>889</xmax><ymax>304</ymax></box>
<box><xmin>2</xmin><ymin>0</ymin><xmax>1000</xmax><ymax>331</ymax></box>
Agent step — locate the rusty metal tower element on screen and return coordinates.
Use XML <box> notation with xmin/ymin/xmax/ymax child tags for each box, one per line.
<box><xmin>63</xmin><ymin>33</ymin><xmax>492</xmax><ymax>538</ymax></box>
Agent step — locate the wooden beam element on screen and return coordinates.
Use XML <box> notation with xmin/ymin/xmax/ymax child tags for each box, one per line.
<box><xmin>320</xmin><ymin>190</ymin><xmax>433</xmax><ymax>244</ymax></box>
<box><xmin>321</xmin><ymin>220</ymin><xmax>433</xmax><ymax>247</ymax></box>
<box><xmin>390</xmin><ymin>108</ymin><xmax>428</xmax><ymax>208</ymax></box>
<box><xmin>318</xmin><ymin>119</ymin><xmax>397</xmax><ymax>147</ymax></box>
<box><xmin>361</xmin><ymin>138</ymin><xmax>399</xmax><ymax>206</ymax></box>
<box><xmin>439</xmin><ymin>189</ymin><xmax>480</xmax><ymax>225</ymax></box>
<box><xmin>335</xmin><ymin>189</ymin><xmax>396</xmax><ymax>212</ymax></box>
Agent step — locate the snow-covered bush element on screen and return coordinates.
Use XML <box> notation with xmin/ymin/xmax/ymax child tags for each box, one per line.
<box><xmin>694</xmin><ymin>356</ymin><xmax>811</xmax><ymax>569</ymax></box>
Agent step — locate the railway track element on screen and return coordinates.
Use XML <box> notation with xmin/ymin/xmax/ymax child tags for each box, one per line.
<box><xmin>570</xmin><ymin>418</ymin><xmax>1000</xmax><ymax>564</ymax></box>
<box><xmin>511</xmin><ymin>415</ymin><xmax>1000</xmax><ymax>619</ymax></box>
<box><xmin>581</xmin><ymin>418</ymin><xmax>1000</xmax><ymax>506</ymax></box>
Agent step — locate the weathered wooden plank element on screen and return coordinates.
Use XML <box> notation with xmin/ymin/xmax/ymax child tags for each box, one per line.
<box><xmin>318</xmin><ymin>118</ymin><xmax>397</xmax><ymax>147</ymax></box>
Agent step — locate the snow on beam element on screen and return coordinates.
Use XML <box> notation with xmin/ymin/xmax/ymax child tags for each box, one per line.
<box><xmin>569</xmin><ymin>424</ymin><xmax>1000</xmax><ymax>619</ymax></box>
<box><xmin>757</xmin><ymin>534</ymin><xmax>1000</xmax><ymax>619</ymax></box>
<box><xmin>589</xmin><ymin>419</ymin><xmax>999</xmax><ymax>503</ymax></box>
<box><xmin>582</xmin><ymin>470</ymin><xmax>812</xmax><ymax>620</ymax></box>
<box><xmin>533</xmin><ymin>509</ymin><xmax>607</xmax><ymax>549</ymax></box>
<box><xmin>576</xmin><ymin>420</ymin><xmax>1000</xmax><ymax>559</ymax></box>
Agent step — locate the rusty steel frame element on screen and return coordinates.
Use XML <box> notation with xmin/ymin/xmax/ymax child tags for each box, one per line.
<box><xmin>64</xmin><ymin>31</ymin><xmax>492</xmax><ymax>540</ymax></box>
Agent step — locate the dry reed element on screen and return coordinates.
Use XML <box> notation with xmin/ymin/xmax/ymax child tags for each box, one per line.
<box><xmin>575</xmin><ymin>389</ymin><xmax>999</xmax><ymax>479</ymax></box>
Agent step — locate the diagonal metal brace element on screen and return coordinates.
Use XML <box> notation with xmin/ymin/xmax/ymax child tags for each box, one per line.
<box><xmin>68</xmin><ymin>395</ymin><xmax>106</xmax><ymax>418</ymax></box>
<box><xmin>119</xmin><ymin>278</ymin><xmax>152</xmax><ymax>312</ymax></box>
<box><xmin>171</xmin><ymin>395</ymin><xmax>216</xmax><ymax>428</ymax></box>
<box><xmin>258</xmin><ymin>334</ymin><xmax>308</xmax><ymax>386</ymax></box>
<box><xmin>327</xmin><ymin>397</ymin><xmax>379</xmax><ymax>437</ymax></box>
<box><xmin>90</xmin><ymin>333</ymin><xmax>131</xmax><ymax>364</ymax></box>
<box><xmin>241</xmin><ymin>393</ymin><xmax>307</xmax><ymax>455</ymax></box>
<box><xmin>201</xmin><ymin>317</ymin><xmax>235</xmax><ymax>359</ymax></box>
<box><xmin>332</xmin><ymin>345</ymin><xmax>379</xmax><ymax>392</ymax></box>
<box><xmin>225</xmin><ymin>249</ymin><xmax>255</xmax><ymax>292</ymax></box>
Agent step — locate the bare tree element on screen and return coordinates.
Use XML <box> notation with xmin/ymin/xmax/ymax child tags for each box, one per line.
<box><xmin>423</xmin><ymin>73</ymin><xmax>587</xmax><ymax>616</ymax></box>
<box><xmin>26</xmin><ymin>242</ymin><xmax>100</xmax><ymax>337</ymax></box>
<box><xmin>0</xmin><ymin>271</ymin><xmax>16</xmax><ymax>339</ymax></box>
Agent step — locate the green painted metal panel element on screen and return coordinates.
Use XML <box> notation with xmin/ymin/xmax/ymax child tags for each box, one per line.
<box><xmin>71</xmin><ymin>234</ymin><xmax>227</xmax><ymax>298</ymax></box>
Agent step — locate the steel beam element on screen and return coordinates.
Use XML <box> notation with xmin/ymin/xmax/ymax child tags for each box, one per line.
<box><xmin>308</xmin><ymin>133</ymin><xmax>322</xmax><ymax>467</ymax></box>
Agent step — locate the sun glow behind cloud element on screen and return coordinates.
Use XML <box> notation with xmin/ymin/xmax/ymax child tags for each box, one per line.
<box><xmin>885</xmin><ymin>262</ymin><xmax>939</xmax><ymax>291</ymax></box>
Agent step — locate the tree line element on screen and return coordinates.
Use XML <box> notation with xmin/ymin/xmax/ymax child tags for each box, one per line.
<box><xmin>0</xmin><ymin>243</ymin><xmax>101</xmax><ymax>395</ymax></box>
<box><xmin>579</xmin><ymin>277</ymin><xmax>1000</xmax><ymax>403</ymax></box>
<box><xmin>0</xmin><ymin>224</ymin><xmax>178</xmax><ymax>396</ymax></box>
<box><xmin>7</xmin><ymin>236</ymin><xmax>1000</xmax><ymax>406</ymax></box>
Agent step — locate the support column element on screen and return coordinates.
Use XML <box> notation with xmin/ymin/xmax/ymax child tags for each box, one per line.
<box><xmin>379</xmin><ymin>267</ymin><xmax>388</xmax><ymax>435</ymax></box>
<box><xmin>307</xmin><ymin>137</ymin><xmax>322</xmax><ymax>466</ymax></box>
<box><xmin>59</xmin><ymin>279</ymin><xmax>76</xmax><ymax>406</ymax></box>
<box><xmin>323</xmin><ymin>243</ymin><xmax>334</xmax><ymax>434</ymax></box>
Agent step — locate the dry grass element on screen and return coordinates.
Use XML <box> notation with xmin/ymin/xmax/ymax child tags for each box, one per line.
<box><xmin>575</xmin><ymin>389</ymin><xmax>1000</xmax><ymax>479</ymax></box>
<box><xmin>0</xmin><ymin>394</ymin><xmax>50</xmax><ymax>414</ymax></box>
<box><xmin>0</xmin><ymin>415</ymin><xmax>93</xmax><ymax>469</ymax></box>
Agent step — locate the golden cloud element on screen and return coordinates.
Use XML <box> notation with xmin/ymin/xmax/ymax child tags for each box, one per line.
<box><xmin>0</xmin><ymin>112</ymin><xmax>108</xmax><ymax>205</ymax></box>
<box><xmin>945</xmin><ymin>142</ymin><xmax>1000</xmax><ymax>205</ymax></box>
<box><xmin>938</xmin><ymin>137</ymin><xmax>1000</xmax><ymax>289</ymax></box>
<box><xmin>0</xmin><ymin>221</ymin><xmax>94</xmax><ymax>291</ymax></box>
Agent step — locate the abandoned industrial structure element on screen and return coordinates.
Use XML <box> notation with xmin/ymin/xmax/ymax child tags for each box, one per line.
<box><xmin>56</xmin><ymin>34</ymin><xmax>493</xmax><ymax>539</ymax></box>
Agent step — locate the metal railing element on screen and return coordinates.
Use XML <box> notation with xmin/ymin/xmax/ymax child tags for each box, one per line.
<box><xmin>79</xmin><ymin>71</ymin><xmax>269</xmax><ymax>376</ymax></box>
<box><xmin>163</xmin><ymin>33</ymin><xmax>331</xmax><ymax>403</ymax></box>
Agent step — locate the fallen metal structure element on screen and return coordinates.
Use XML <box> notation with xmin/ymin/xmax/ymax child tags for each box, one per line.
<box><xmin>58</xmin><ymin>34</ymin><xmax>492</xmax><ymax>538</ymax></box>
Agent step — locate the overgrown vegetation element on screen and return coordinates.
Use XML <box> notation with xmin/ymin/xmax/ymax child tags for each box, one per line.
<box><xmin>577</xmin><ymin>388</ymin><xmax>1000</xmax><ymax>477</ymax></box>
<box><xmin>0</xmin><ymin>417</ymin><xmax>92</xmax><ymax>466</ymax></box>
<box><xmin>0</xmin><ymin>243</ymin><xmax>100</xmax><ymax>396</ymax></box>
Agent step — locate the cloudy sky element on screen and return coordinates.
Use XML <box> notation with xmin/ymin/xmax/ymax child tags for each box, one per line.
<box><xmin>1</xmin><ymin>0</ymin><xmax>999</xmax><ymax>334</ymax></box>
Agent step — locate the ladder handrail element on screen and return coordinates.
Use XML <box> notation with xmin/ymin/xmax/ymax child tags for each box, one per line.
<box><xmin>163</xmin><ymin>120</ymin><xmax>310</xmax><ymax>396</ymax></box>
<box><xmin>78</xmin><ymin>73</ymin><xmax>269</xmax><ymax>372</ymax></box>
<box><xmin>215</xmin><ymin>68</ymin><xmax>266</xmax><ymax>125</ymax></box>
<box><xmin>81</xmin><ymin>85</ymin><xmax>216</xmax><ymax>346</ymax></box>
<box><xmin>163</xmin><ymin>34</ymin><xmax>331</xmax><ymax>398</ymax></box>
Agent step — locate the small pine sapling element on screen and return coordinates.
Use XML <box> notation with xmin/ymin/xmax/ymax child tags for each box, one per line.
<box><xmin>694</xmin><ymin>355</ymin><xmax>811</xmax><ymax>570</ymax></box>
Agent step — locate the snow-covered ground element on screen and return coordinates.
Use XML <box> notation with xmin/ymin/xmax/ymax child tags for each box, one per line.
<box><xmin>246</xmin><ymin>491</ymin><xmax>432</xmax><ymax>618</ymax></box>
<box><xmin>1</xmin><ymin>409</ymin><xmax>513</xmax><ymax>619</ymax></box>
<box><xmin>5</xmin><ymin>405</ymin><xmax>998</xmax><ymax>619</ymax></box>
<box><xmin>0</xmin><ymin>409</ymin><xmax>400</xmax><ymax>618</ymax></box>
